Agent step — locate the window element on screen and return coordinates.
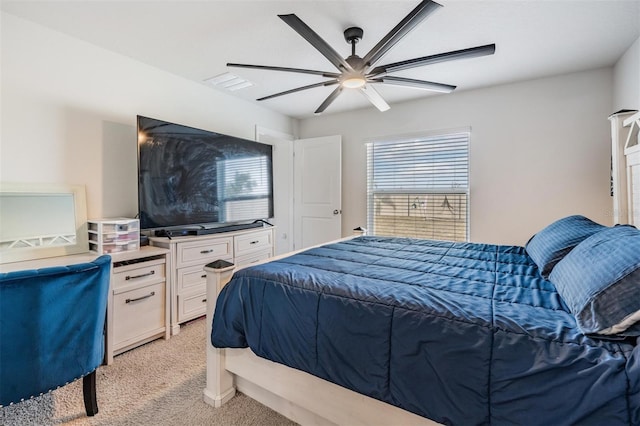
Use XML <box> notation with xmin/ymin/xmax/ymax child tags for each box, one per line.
<box><xmin>366</xmin><ymin>131</ymin><xmax>469</xmax><ymax>241</ymax></box>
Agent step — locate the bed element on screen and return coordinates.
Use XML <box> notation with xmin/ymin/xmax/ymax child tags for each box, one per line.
<box><xmin>206</xmin><ymin>227</ymin><xmax>640</xmax><ymax>425</ymax></box>
<box><xmin>204</xmin><ymin>113</ymin><xmax>640</xmax><ymax>425</ymax></box>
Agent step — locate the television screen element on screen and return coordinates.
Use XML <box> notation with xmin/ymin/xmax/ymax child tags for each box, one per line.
<box><xmin>137</xmin><ymin>116</ymin><xmax>274</xmax><ymax>230</ymax></box>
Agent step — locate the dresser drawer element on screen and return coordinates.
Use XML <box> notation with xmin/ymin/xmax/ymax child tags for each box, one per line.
<box><xmin>113</xmin><ymin>281</ymin><xmax>165</xmax><ymax>349</ymax></box>
<box><xmin>112</xmin><ymin>259</ymin><xmax>165</xmax><ymax>290</ymax></box>
<box><xmin>176</xmin><ymin>264</ymin><xmax>208</xmax><ymax>294</ymax></box>
<box><xmin>177</xmin><ymin>291</ymin><xmax>207</xmax><ymax>323</ymax></box>
<box><xmin>234</xmin><ymin>230</ymin><xmax>273</xmax><ymax>257</ymax></box>
<box><xmin>177</xmin><ymin>237</ymin><xmax>232</xmax><ymax>268</ymax></box>
<box><xmin>235</xmin><ymin>249</ymin><xmax>272</xmax><ymax>268</ymax></box>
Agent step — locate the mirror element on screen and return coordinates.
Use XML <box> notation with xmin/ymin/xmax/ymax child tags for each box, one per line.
<box><xmin>0</xmin><ymin>183</ymin><xmax>89</xmax><ymax>264</ymax></box>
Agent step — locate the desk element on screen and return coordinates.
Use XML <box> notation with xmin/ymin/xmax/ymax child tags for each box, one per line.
<box><xmin>0</xmin><ymin>246</ymin><xmax>170</xmax><ymax>364</ymax></box>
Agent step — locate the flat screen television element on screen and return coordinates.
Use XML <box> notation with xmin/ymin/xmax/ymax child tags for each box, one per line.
<box><xmin>137</xmin><ymin>115</ymin><xmax>274</xmax><ymax>231</ymax></box>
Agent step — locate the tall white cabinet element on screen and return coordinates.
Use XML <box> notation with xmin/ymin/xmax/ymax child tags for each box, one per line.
<box><xmin>151</xmin><ymin>226</ymin><xmax>274</xmax><ymax>334</ymax></box>
<box><xmin>609</xmin><ymin>109</ymin><xmax>640</xmax><ymax>226</ymax></box>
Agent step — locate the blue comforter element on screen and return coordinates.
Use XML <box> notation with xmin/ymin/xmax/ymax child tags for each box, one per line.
<box><xmin>212</xmin><ymin>236</ymin><xmax>640</xmax><ymax>425</ymax></box>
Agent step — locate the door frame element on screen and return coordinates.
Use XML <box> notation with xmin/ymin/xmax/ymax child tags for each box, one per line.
<box><xmin>255</xmin><ymin>126</ymin><xmax>294</xmax><ymax>255</ymax></box>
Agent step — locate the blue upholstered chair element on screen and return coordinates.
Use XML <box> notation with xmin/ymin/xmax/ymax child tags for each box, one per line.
<box><xmin>0</xmin><ymin>254</ymin><xmax>111</xmax><ymax>416</ymax></box>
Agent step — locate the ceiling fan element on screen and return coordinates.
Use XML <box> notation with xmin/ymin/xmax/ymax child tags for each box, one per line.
<box><xmin>228</xmin><ymin>0</ymin><xmax>496</xmax><ymax>115</ymax></box>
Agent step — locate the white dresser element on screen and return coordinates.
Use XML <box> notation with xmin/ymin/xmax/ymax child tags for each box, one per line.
<box><xmin>151</xmin><ymin>226</ymin><xmax>274</xmax><ymax>334</ymax></box>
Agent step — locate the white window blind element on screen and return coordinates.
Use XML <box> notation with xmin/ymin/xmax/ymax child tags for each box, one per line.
<box><xmin>366</xmin><ymin>132</ymin><xmax>469</xmax><ymax>241</ymax></box>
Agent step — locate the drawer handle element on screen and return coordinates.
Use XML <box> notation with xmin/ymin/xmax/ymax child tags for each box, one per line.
<box><xmin>200</xmin><ymin>249</ymin><xmax>214</xmax><ymax>254</ymax></box>
<box><xmin>202</xmin><ymin>298</ymin><xmax>207</xmax><ymax>303</ymax></box>
<box><xmin>249</xmin><ymin>240</ymin><xmax>260</xmax><ymax>245</ymax></box>
<box><xmin>125</xmin><ymin>270</ymin><xmax>155</xmax><ymax>280</ymax></box>
<box><xmin>126</xmin><ymin>291</ymin><xmax>155</xmax><ymax>303</ymax></box>
<box><xmin>201</xmin><ymin>274</ymin><xmax>207</xmax><ymax>279</ymax></box>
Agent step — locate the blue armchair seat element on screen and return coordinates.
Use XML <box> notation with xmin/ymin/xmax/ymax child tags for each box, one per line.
<box><xmin>0</xmin><ymin>255</ymin><xmax>111</xmax><ymax>416</ymax></box>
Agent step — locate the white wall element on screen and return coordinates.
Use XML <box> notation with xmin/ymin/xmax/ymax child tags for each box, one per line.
<box><xmin>1</xmin><ymin>11</ymin><xmax>626</xmax><ymax>248</ymax></box>
<box><xmin>298</xmin><ymin>68</ymin><xmax>614</xmax><ymax>246</ymax></box>
<box><xmin>0</xmin><ymin>12</ymin><xmax>295</xmax><ymax>220</ymax></box>
<box><xmin>613</xmin><ymin>36</ymin><xmax>640</xmax><ymax>112</ymax></box>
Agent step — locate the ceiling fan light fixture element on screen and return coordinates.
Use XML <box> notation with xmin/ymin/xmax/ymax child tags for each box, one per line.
<box><xmin>341</xmin><ymin>75</ymin><xmax>366</xmax><ymax>89</ymax></box>
<box><xmin>231</xmin><ymin>1</ymin><xmax>496</xmax><ymax>114</ymax></box>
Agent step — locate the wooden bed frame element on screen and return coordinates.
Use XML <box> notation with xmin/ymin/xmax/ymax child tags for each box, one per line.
<box><xmin>203</xmin><ymin>110</ymin><xmax>639</xmax><ymax>425</ymax></box>
<box><xmin>203</xmin><ymin>238</ymin><xmax>438</xmax><ymax>425</ymax></box>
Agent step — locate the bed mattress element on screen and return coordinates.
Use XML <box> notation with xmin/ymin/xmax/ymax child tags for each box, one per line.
<box><xmin>212</xmin><ymin>236</ymin><xmax>640</xmax><ymax>425</ymax></box>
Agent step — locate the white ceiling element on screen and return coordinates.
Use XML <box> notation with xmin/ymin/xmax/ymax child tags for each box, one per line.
<box><xmin>2</xmin><ymin>0</ymin><xmax>639</xmax><ymax>119</ymax></box>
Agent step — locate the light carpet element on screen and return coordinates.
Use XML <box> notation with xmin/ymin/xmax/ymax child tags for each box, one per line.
<box><xmin>0</xmin><ymin>317</ymin><xmax>297</xmax><ymax>426</ymax></box>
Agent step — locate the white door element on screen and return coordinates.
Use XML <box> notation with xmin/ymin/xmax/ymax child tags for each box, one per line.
<box><xmin>294</xmin><ymin>135</ymin><xmax>342</xmax><ymax>250</ymax></box>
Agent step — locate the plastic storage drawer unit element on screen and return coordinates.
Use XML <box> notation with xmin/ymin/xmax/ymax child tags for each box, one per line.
<box><xmin>89</xmin><ymin>218</ymin><xmax>140</xmax><ymax>254</ymax></box>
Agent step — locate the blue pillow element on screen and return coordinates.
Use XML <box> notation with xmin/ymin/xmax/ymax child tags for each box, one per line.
<box><xmin>525</xmin><ymin>215</ymin><xmax>605</xmax><ymax>278</ymax></box>
<box><xmin>549</xmin><ymin>225</ymin><xmax>640</xmax><ymax>337</ymax></box>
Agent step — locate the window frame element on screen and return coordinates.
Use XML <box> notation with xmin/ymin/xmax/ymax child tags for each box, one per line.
<box><xmin>365</xmin><ymin>128</ymin><xmax>470</xmax><ymax>241</ymax></box>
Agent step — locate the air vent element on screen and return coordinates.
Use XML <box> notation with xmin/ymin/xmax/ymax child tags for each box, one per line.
<box><xmin>204</xmin><ymin>72</ymin><xmax>253</xmax><ymax>91</ymax></box>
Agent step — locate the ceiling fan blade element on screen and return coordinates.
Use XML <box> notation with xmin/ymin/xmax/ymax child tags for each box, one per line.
<box><xmin>373</xmin><ymin>76</ymin><xmax>455</xmax><ymax>93</ymax></box>
<box><xmin>227</xmin><ymin>63</ymin><xmax>340</xmax><ymax>78</ymax></box>
<box><xmin>315</xmin><ymin>86</ymin><xmax>344</xmax><ymax>114</ymax></box>
<box><xmin>362</xmin><ymin>0</ymin><xmax>442</xmax><ymax>69</ymax></box>
<box><xmin>360</xmin><ymin>84</ymin><xmax>390</xmax><ymax>112</ymax></box>
<box><xmin>371</xmin><ymin>76</ymin><xmax>456</xmax><ymax>93</ymax></box>
<box><xmin>368</xmin><ymin>44</ymin><xmax>496</xmax><ymax>76</ymax></box>
<box><xmin>279</xmin><ymin>14</ymin><xmax>354</xmax><ymax>72</ymax></box>
<box><xmin>257</xmin><ymin>80</ymin><xmax>339</xmax><ymax>101</ymax></box>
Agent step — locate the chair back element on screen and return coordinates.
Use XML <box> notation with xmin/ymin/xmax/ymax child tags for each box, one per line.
<box><xmin>0</xmin><ymin>255</ymin><xmax>111</xmax><ymax>406</ymax></box>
